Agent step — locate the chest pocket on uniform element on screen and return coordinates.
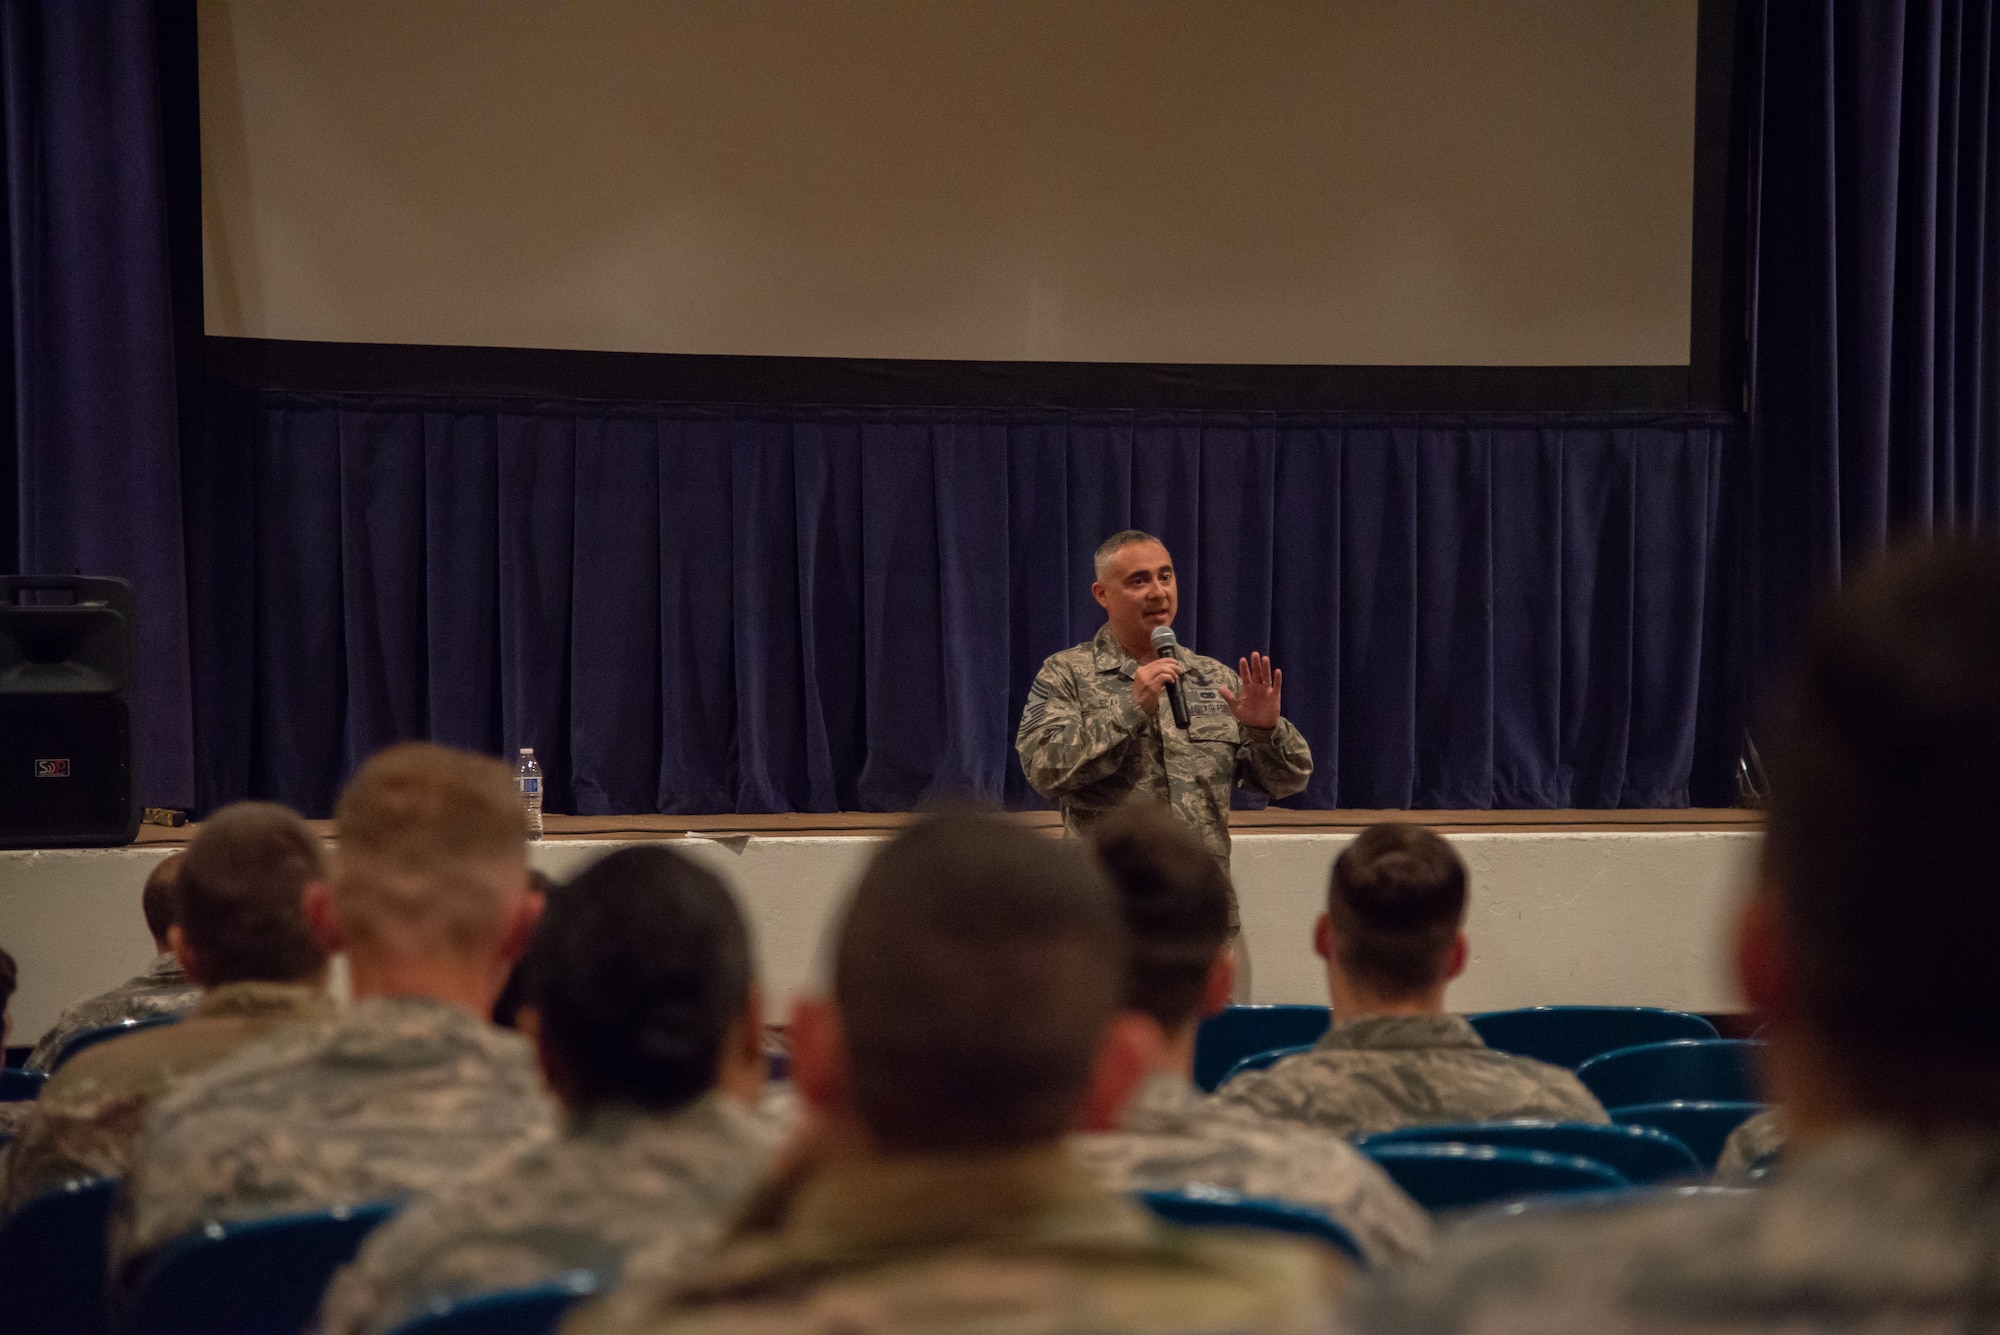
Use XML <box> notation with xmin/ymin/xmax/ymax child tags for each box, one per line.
<box><xmin>1187</xmin><ymin>712</ymin><xmax>1239</xmax><ymax>745</ymax></box>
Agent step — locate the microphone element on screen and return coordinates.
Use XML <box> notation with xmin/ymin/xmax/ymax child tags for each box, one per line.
<box><xmin>1150</xmin><ymin>625</ymin><xmax>1192</xmax><ymax>729</ymax></box>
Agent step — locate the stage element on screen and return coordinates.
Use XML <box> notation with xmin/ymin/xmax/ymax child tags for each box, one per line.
<box><xmin>0</xmin><ymin>809</ymin><xmax>1759</xmax><ymax>1041</ymax></box>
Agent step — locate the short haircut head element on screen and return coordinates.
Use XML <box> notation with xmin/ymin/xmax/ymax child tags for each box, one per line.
<box><xmin>1094</xmin><ymin>529</ymin><xmax>1167</xmax><ymax>581</ymax></box>
<box><xmin>142</xmin><ymin>853</ymin><xmax>184</xmax><ymax>946</ymax></box>
<box><xmin>332</xmin><ymin>742</ymin><xmax>528</xmax><ymax>952</ymax></box>
<box><xmin>525</xmin><ymin>848</ymin><xmax>751</xmax><ymax>1113</ymax></box>
<box><xmin>1090</xmin><ymin>803</ymin><xmax>1231</xmax><ymax>1030</ymax></box>
<box><xmin>1762</xmin><ymin>540</ymin><xmax>2000</xmax><ymax>1079</ymax></box>
<box><xmin>836</xmin><ymin>810</ymin><xmax>1126</xmax><ymax>1153</ymax></box>
<box><xmin>178</xmin><ymin>803</ymin><xmax>329</xmax><ymax>986</ymax></box>
<box><xmin>1327</xmin><ymin>824</ymin><xmax>1468</xmax><ymax>998</ymax></box>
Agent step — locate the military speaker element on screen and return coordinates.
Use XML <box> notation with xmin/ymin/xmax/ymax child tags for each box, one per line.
<box><xmin>0</xmin><ymin>575</ymin><xmax>138</xmax><ymax>848</ymax></box>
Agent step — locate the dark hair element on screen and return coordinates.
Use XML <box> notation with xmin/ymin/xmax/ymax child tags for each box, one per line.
<box><xmin>1327</xmin><ymin>823</ymin><xmax>1467</xmax><ymax>997</ymax></box>
<box><xmin>491</xmin><ymin>869</ymin><xmax>554</xmax><ymax>1030</ymax></box>
<box><xmin>1090</xmin><ymin>803</ymin><xmax>1231</xmax><ymax>1030</ymax></box>
<box><xmin>837</xmin><ymin>810</ymin><xmax>1126</xmax><ymax>1153</ymax></box>
<box><xmin>177</xmin><ymin>804</ymin><xmax>329</xmax><ymax>987</ymax></box>
<box><xmin>142</xmin><ymin>853</ymin><xmax>184</xmax><ymax>946</ymax></box>
<box><xmin>524</xmin><ymin>847</ymin><xmax>751</xmax><ymax>1113</ymax></box>
<box><xmin>1763</xmin><ymin>541</ymin><xmax>2000</xmax><ymax>1088</ymax></box>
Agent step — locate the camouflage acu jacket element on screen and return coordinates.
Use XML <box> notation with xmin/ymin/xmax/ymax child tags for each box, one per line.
<box><xmin>1072</xmin><ymin>1070</ymin><xmax>1431</xmax><ymax>1266</ymax></box>
<box><xmin>1712</xmin><ymin>1108</ymin><xmax>1784</xmax><ymax>1185</ymax></box>
<box><xmin>1016</xmin><ymin>624</ymin><xmax>1313</xmax><ymax>870</ymax></box>
<box><xmin>117</xmin><ymin>994</ymin><xmax>558</xmax><ymax>1272</ymax></box>
<box><xmin>320</xmin><ymin>1094</ymin><xmax>778</xmax><ymax>1335</ymax></box>
<box><xmin>1342</xmin><ymin>1128</ymin><xmax>2000</xmax><ymax>1333</ymax></box>
<box><xmin>565</xmin><ymin>1146</ymin><xmax>1346</xmax><ymax>1335</ymax></box>
<box><xmin>1219</xmin><ymin>1014</ymin><xmax>1608</xmax><ymax>1140</ymax></box>
<box><xmin>27</xmin><ymin>954</ymin><xmax>202</xmax><ymax>1073</ymax></box>
<box><xmin>1</xmin><ymin>981</ymin><xmax>332</xmax><ymax>1213</ymax></box>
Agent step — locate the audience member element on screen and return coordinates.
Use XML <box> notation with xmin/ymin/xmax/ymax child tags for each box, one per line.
<box><xmin>26</xmin><ymin>853</ymin><xmax>201</xmax><ymax>1072</ymax></box>
<box><xmin>1345</xmin><ymin>539</ymin><xmax>2000</xmax><ymax>1332</ymax></box>
<box><xmin>1712</xmin><ymin>1106</ymin><xmax>1784</xmax><ymax>1185</ymax></box>
<box><xmin>1071</xmin><ymin>803</ymin><xmax>1430</xmax><ymax>1265</ymax></box>
<box><xmin>116</xmin><ymin>742</ymin><xmax>556</xmax><ymax>1274</ymax></box>
<box><xmin>490</xmin><ymin>869</ymin><xmax>554</xmax><ymax>1030</ymax></box>
<box><xmin>1</xmin><ymin>804</ymin><xmax>333</xmax><ymax>1212</ymax></box>
<box><xmin>320</xmin><ymin>845</ymin><xmax>777</xmax><ymax>1335</ymax></box>
<box><xmin>1222</xmin><ymin>823</ymin><xmax>1605</xmax><ymax>1137</ymax></box>
<box><xmin>571</xmin><ymin>810</ymin><xmax>1341</xmax><ymax>1335</ymax></box>
<box><xmin>0</xmin><ymin>945</ymin><xmax>23</xmax><ymax>1140</ymax></box>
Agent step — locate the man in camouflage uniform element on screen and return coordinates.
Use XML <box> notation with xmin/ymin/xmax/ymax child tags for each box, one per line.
<box><xmin>26</xmin><ymin>853</ymin><xmax>201</xmax><ymax>1072</ymax></box>
<box><xmin>1016</xmin><ymin>530</ymin><xmax>1312</xmax><ymax>874</ymax></box>
<box><xmin>2</xmin><ymin>804</ymin><xmax>334</xmax><ymax>1212</ymax></box>
<box><xmin>1221</xmin><ymin>823</ymin><xmax>1605</xmax><ymax>1138</ymax></box>
<box><xmin>568</xmin><ymin>811</ymin><xmax>1344</xmax><ymax>1335</ymax></box>
<box><xmin>1071</xmin><ymin>804</ymin><xmax>1430</xmax><ymax>1266</ymax></box>
<box><xmin>1343</xmin><ymin>542</ymin><xmax>2000</xmax><ymax>1333</ymax></box>
<box><xmin>116</xmin><ymin>743</ymin><xmax>557</xmax><ymax>1274</ymax></box>
<box><xmin>319</xmin><ymin>846</ymin><xmax>778</xmax><ymax>1335</ymax></box>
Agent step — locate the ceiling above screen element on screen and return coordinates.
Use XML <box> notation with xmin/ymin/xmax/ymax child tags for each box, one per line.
<box><xmin>198</xmin><ymin>0</ymin><xmax>1699</xmax><ymax>367</ymax></box>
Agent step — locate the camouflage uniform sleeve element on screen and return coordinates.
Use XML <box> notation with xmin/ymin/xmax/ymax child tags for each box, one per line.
<box><xmin>1216</xmin><ymin>664</ymin><xmax>1313</xmax><ymax>801</ymax></box>
<box><xmin>1015</xmin><ymin>655</ymin><xmax>1148</xmax><ymax>800</ymax></box>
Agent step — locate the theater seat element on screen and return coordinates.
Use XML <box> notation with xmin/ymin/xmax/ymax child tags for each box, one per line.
<box><xmin>125</xmin><ymin>1201</ymin><xmax>399</xmax><ymax>1335</ymax></box>
<box><xmin>1610</xmin><ymin>1101</ymin><xmax>1767</xmax><ymax>1171</ymax></box>
<box><xmin>1575</xmin><ymin>1039</ymin><xmax>1764</xmax><ymax>1108</ymax></box>
<box><xmin>0</xmin><ymin>1068</ymin><xmax>47</xmax><ymax>1101</ymax></box>
<box><xmin>384</xmin><ymin>1272</ymin><xmax>600</xmax><ymax>1335</ymax></box>
<box><xmin>1216</xmin><ymin>1042</ymin><xmax>1314</xmax><ymax>1088</ymax></box>
<box><xmin>1359</xmin><ymin>1120</ymin><xmax>1701</xmax><ymax>1186</ymax></box>
<box><xmin>1359</xmin><ymin>1142</ymin><xmax>1625</xmax><ymax>1213</ymax></box>
<box><xmin>1468</xmin><ymin>1006</ymin><xmax>1719</xmax><ymax>1069</ymax></box>
<box><xmin>49</xmin><ymin>1014</ymin><xmax>184</xmax><ymax>1073</ymax></box>
<box><xmin>0</xmin><ymin>1177</ymin><xmax>115</xmax><ymax>1335</ymax></box>
<box><xmin>1137</xmin><ymin>1186</ymin><xmax>1364</xmax><ymax>1262</ymax></box>
<box><xmin>1192</xmin><ymin>1005</ymin><xmax>1329</xmax><ymax>1091</ymax></box>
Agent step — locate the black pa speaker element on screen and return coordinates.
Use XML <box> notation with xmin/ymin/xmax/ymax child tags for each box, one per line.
<box><xmin>0</xmin><ymin>576</ymin><xmax>138</xmax><ymax>848</ymax></box>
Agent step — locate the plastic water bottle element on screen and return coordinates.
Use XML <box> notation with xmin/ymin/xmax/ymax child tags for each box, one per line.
<box><xmin>515</xmin><ymin>748</ymin><xmax>543</xmax><ymax>841</ymax></box>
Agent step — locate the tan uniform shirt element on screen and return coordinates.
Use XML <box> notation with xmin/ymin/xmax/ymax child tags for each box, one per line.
<box><xmin>566</xmin><ymin>1146</ymin><xmax>1346</xmax><ymax>1335</ymax></box>
<box><xmin>1016</xmin><ymin>624</ymin><xmax>1313</xmax><ymax>870</ymax></box>
<box><xmin>117</xmin><ymin>994</ymin><xmax>557</xmax><ymax>1272</ymax></box>
<box><xmin>1072</xmin><ymin>1070</ymin><xmax>1432</xmax><ymax>1266</ymax></box>
<box><xmin>1</xmin><ymin>981</ymin><xmax>332</xmax><ymax>1212</ymax></box>
<box><xmin>320</xmin><ymin>1094</ymin><xmax>777</xmax><ymax>1335</ymax></box>
<box><xmin>1342</xmin><ymin>1128</ymin><xmax>2000</xmax><ymax>1333</ymax></box>
<box><xmin>1219</xmin><ymin>1014</ymin><xmax>1609</xmax><ymax>1140</ymax></box>
<box><xmin>26</xmin><ymin>954</ymin><xmax>202</xmax><ymax>1072</ymax></box>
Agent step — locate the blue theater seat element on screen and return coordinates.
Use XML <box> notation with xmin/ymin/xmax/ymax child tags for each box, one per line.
<box><xmin>1138</xmin><ymin>1186</ymin><xmax>1363</xmax><ymax>1262</ymax></box>
<box><xmin>1360</xmin><ymin>1142</ymin><xmax>1625</xmax><ymax>1213</ymax></box>
<box><xmin>1359</xmin><ymin>1120</ymin><xmax>1701</xmax><ymax>1186</ymax></box>
<box><xmin>1468</xmin><ymin>1006</ymin><xmax>1718</xmax><ymax>1069</ymax></box>
<box><xmin>1192</xmin><ymin>1006</ymin><xmax>1329</xmax><ymax>1092</ymax></box>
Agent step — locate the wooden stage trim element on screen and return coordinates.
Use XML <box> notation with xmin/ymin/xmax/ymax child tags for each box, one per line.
<box><xmin>134</xmin><ymin>807</ymin><xmax>1759</xmax><ymax>847</ymax></box>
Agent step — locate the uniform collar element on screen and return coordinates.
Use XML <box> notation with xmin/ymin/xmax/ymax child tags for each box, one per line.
<box><xmin>142</xmin><ymin>953</ymin><xmax>191</xmax><ymax>986</ymax></box>
<box><xmin>1091</xmin><ymin>622</ymin><xmax>1141</xmax><ymax>677</ymax></box>
<box><xmin>188</xmin><ymin>981</ymin><xmax>334</xmax><ymax>1024</ymax></box>
<box><xmin>1115</xmin><ymin>1069</ymin><xmax>1209</xmax><ymax>1135</ymax></box>
<box><xmin>1318</xmin><ymin>1013</ymin><xmax>1487</xmax><ymax>1052</ymax></box>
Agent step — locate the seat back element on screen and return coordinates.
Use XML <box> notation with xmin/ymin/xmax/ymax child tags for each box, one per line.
<box><xmin>1192</xmin><ymin>1006</ymin><xmax>1328</xmax><ymax>1091</ymax></box>
<box><xmin>1468</xmin><ymin>1006</ymin><xmax>1719</xmax><ymax>1069</ymax></box>
<box><xmin>383</xmin><ymin>1273</ymin><xmax>600</xmax><ymax>1335</ymax></box>
<box><xmin>126</xmin><ymin>1201</ymin><xmax>399</xmax><ymax>1335</ymax></box>
<box><xmin>1217</xmin><ymin>1043</ymin><xmax>1314</xmax><ymax>1088</ymax></box>
<box><xmin>0</xmin><ymin>1066</ymin><xmax>49</xmax><ymax>1100</ymax></box>
<box><xmin>0</xmin><ymin>1177</ymin><xmax>117</xmax><ymax>1335</ymax></box>
<box><xmin>50</xmin><ymin>1014</ymin><xmax>184</xmax><ymax>1073</ymax></box>
<box><xmin>1359</xmin><ymin>1142</ymin><xmax>1625</xmax><ymax>1213</ymax></box>
<box><xmin>1137</xmin><ymin>1187</ymin><xmax>1363</xmax><ymax>1262</ymax></box>
<box><xmin>1575</xmin><ymin>1039</ymin><xmax>1763</xmax><ymax>1107</ymax></box>
<box><xmin>1610</xmin><ymin>1101</ymin><xmax>1766</xmax><ymax>1170</ymax></box>
<box><xmin>1359</xmin><ymin>1120</ymin><xmax>1700</xmax><ymax>1186</ymax></box>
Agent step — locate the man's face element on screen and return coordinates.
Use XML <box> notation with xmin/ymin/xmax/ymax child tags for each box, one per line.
<box><xmin>1092</xmin><ymin>540</ymin><xmax>1177</xmax><ymax>642</ymax></box>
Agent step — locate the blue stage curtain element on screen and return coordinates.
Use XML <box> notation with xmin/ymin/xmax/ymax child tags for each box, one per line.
<box><xmin>0</xmin><ymin>0</ymin><xmax>195</xmax><ymax>809</ymax></box>
<box><xmin>186</xmin><ymin>392</ymin><xmax>1731</xmax><ymax>818</ymax></box>
<box><xmin>1745</xmin><ymin>0</ymin><xmax>2000</xmax><ymax>683</ymax></box>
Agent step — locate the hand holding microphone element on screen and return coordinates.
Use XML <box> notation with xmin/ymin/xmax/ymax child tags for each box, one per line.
<box><xmin>1147</xmin><ymin>625</ymin><xmax>1192</xmax><ymax>729</ymax></box>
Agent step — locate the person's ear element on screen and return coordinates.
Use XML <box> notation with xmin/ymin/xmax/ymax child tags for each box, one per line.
<box><xmin>1443</xmin><ymin>932</ymin><xmax>1469</xmax><ymax>982</ymax></box>
<box><xmin>1199</xmin><ymin>949</ymin><xmax>1235</xmax><ymax>1017</ymax></box>
<box><xmin>1736</xmin><ymin>881</ymin><xmax>1792</xmax><ymax>1021</ymax></box>
<box><xmin>1091</xmin><ymin>580</ymin><xmax>1110</xmax><ymax>611</ymax></box>
<box><xmin>302</xmin><ymin>883</ymin><xmax>343</xmax><ymax>956</ymax></box>
<box><xmin>715</xmin><ymin>987</ymin><xmax>769</xmax><ymax>1106</ymax></box>
<box><xmin>1078</xmin><ymin>1012</ymin><xmax>1157</xmax><ymax>1133</ymax></box>
<box><xmin>788</xmin><ymin>996</ymin><xmax>848</xmax><ymax>1116</ymax></box>
<box><xmin>167</xmin><ymin>924</ymin><xmax>204</xmax><ymax>989</ymax></box>
<box><xmin>1312</xmin><ymin>912</ymin><xmax>1334</xmax><ymax>962</ymax></box>
<box><xmin>498</xmin><ymin>884</ymin><xmax>544</xmax><ymax>967</ymax></box>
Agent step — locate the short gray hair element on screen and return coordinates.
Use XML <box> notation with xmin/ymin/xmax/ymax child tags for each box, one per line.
<box><xmin>1093</xmin><ymin>530</ymin><xmax>1166</xmax><ymax>581</ymax></box>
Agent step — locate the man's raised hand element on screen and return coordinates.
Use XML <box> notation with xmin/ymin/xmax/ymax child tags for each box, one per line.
<box><xmin>1218</xmin><ymin>652</ymin><xmax>1281</xmax><ymax>730</ymax></box>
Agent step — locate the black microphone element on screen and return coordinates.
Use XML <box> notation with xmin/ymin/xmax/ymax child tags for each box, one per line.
<box><xmin>1150</xmin><ymin>625</ymin><xmax>1191</xmax><ymax>729</ymax></box>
